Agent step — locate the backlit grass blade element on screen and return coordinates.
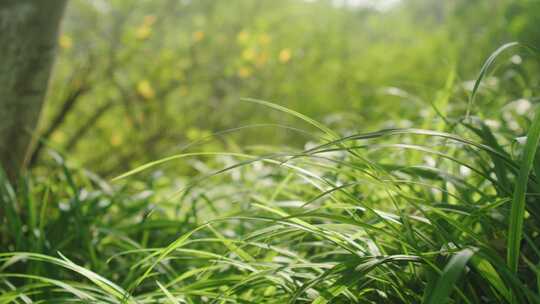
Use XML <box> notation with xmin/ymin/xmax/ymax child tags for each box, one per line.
<box><xmin>507</xmin><ymin>105</ymin><xmax>540</xmax><ymax>274</ymax></box>
<box><xmin>156</xmin><ymin>280</ymin><xmax>181</xmax><ymax>304</ymax></box>
<box><xmin>466</xmin><ymin>42</ymin><xmax>519</xmax><ymax>119</ymax></box>
<box><xmin>130</xmin><ymin>224</ymin><xmax>208</xmax><ymax>290</ymax></box>
<box><xmin>241</xmin><ymin>98</ymin><xmax>338</xmax><ymax>139</ymax></box>
<box><xmin>111</xmin><ymin>152</ymin><xmax>251</xmax><ymax>181</ymax></box>
<box><xmin>312</xmin><ymin>255</ymin><xmax>422</xmax><ymax>304</ymax></box>
<box><xmin>470</xmin><ymin>255</ymin><xmax>511</xmax><ymax>303</ymax></box>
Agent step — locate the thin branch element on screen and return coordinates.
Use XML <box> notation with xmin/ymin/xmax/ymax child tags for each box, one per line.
<box><xmin>64</xmin><ymin>100</ymin><xmax>116</xmax><ymax>152</ymax></box>
<box><xmin>29</xmin><ymin>84</ymin><xmax>90</xmax><ymax>167</ymax></box>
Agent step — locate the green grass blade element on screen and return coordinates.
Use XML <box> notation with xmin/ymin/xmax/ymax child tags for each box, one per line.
<box><xmin>111</xmin><ymin>152</ymin><xmax>250</xmax><ymax>181</ymax></box>
<box><xmin>470</xmin><ymin>255</ymin><xmax>511</xmax><ymax>303</ymax></box>
<box><xmin>241</xmin><ymin>98</ymin><xmax>338</xmax><ymax>139</ymax></box>
<box><xmin>130</xmin><ymin>224</ymin><xmax>208</xmax><ymax>290</ymax></box>
<box><xmin>507</xmin><ymin>106</ymin><xmax>540</xmax><ymax>274</ymax></box>
<box><xmin>466</xmin><ymin>42</ymin><xmax>519</xmax><ymax>119</ymax></box>
<box><xmin>156</xmin><ymin>280</ymin><xmax>181</xmax><ymax>304</ymax></box>
<box><xmin>424</xmin><ymin>248</ymin><xmax>476</xmax><ymax>304</ymax></box>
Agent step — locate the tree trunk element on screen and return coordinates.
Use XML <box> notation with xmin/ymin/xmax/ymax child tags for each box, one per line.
<box><xmin>0</xmin><ymin>0</ymin><xmax>68</xmax><ymax>183</ymax></box>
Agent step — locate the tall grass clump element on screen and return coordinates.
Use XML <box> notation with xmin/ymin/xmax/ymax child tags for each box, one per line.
<box><xmin>1</xmin><ymin>43</ymin><xmax>540</xmax><ymax>303</ymax></box>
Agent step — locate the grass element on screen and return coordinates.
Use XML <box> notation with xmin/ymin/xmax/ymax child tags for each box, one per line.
<box><xmin>1</xmin><ymin>44</ymin><xmax>540</xmax><ymax>303</ymax></box>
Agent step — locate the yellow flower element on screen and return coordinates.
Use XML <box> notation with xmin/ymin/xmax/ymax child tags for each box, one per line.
<box><xmin>237</xmin><ymin>67</ymin><xmax>252</xmax><ymax>78</ymax></box>
<box><xmin>136</xmin><ymin>15</ymin><xmax>156</xmax><ymax>40</ymax></box>
<box><xmin>258</xmin><ymin>33</ymin><xmax>271</xmax><ymax>45</ymax></box>
<box><xmin>137</xmin><ymin>80</ymin><xmax>155</xmax><ymax>100</ymax></box>
<box><xmin>242</xmin><ymin>48</ymin><xmax>256</xmax><ymax>61</ymax></box>
<box><xmin>136</xmin><ymin>25</ymin><xmax>152</xmax><ymax>40</ymax></box>
<box><xmin>279</xmin><ymin>48</ymin><xmax>292</xmax><ymax>63</ymax></box>
<box><xmin>110</xmin><ymin>133</ymin><xmax>123</xmax><ymax>146</ymax></box>
<box><xmin>192</xmin><ymin>31</ymin><xmax>205</xmax><ymax>42</ymax></box>
<box><xmin>52</xmin><ymin>131</ymin><xmax>66</xmax><ymax>143</ymax></box>
<box><xmin>237</xmin><ymin>30</ymin><xmax>249</xmax><ymax>44</ymax></box>
<box><xmin>59</xmin><ymin>35</ymin><xmax>73</xmax><ymax>49</ymax></box>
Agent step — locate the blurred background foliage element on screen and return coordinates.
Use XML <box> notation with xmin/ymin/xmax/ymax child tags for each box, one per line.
<box><xmin>35</xmin><ymin>0</ymin><xmax>540</xmax><ymax>176</ymax></box>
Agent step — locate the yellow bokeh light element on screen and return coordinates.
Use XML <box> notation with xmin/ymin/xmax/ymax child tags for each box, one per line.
<box><xmin>279</xmin><ymin>48</ymin><xmax>292</xmax><ymax>63</ymax></box>
<box><xmin>59</xmin><ymin>35</ymin><xmax>73</xmax><ymax>49</ymax></box>
<box><xmin>52</xmin><ymin>131</ymin><xmax>66</xmax><ymax>143</ymax></box>
<box><xmin>193</xmin><ymin>31</ymin><xmax>205</xmax><ymax>42</ymax></box>
<box><xmin>137</xmin><ymin>80</ymin><xmax>156</xmax><ymax>100</ymax></box>
<box><xmin>237</xmin><ymin>67</ymin><xmax>252</xmax><ymax>78</ymax></box>
<box><xmin>242</xmin><ymin>48</ymin><xmax>256</xmax><ymax>61</ymax></box>
<box><xmin>110</xmin><ymin>133</ymin><xmax>123</xmax><ymax>146</ymax></box>
<box><xmin>258</xmin><ymin>33</ymin><xmax>271</xmax><ymax>45</ymax></box>
<box><xmin>237</xmin><ymin>30</ymin><xmax>250</xmax><ymax>44</ymax></box>
<box><xmin>136</xmin><ymin>25</ymin><xmax>152</xmax><ymax>40</ymax></box>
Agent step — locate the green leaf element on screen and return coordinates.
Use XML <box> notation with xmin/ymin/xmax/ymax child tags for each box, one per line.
<box><xmin>424</xmin><ymin>248</ymin><xmax>476</xmax><ymax>304</ymax></box>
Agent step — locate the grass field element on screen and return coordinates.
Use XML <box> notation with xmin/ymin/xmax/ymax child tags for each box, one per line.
<box><xmin>2</xmin><ymin>43</ymin><xmax>540</xmax><ymax>303</ymax></box>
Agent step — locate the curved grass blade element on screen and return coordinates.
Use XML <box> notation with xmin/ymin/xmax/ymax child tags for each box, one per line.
<box><xmin>241</xmin><ymin>98</ymin><xmax>338</xmax><ymax>139</ymax></box>
<box><xmin>466</xmin><ymin>42</ymin><xmax>519</xmax><ymax>119</ymax></box>
<box><xmin>129</xmin><ymin>224</ymin><xmax>208</xmax><ymax>291</ymax></box>
<box><xmin>111</xmin><ymin>152</ymin><xmax>251</xmax><ymax>181</ymax></box>
<box><xmin>312</xmin><ymin>255</ymin><xmax>423</xmax><ymax>304</ymax></box>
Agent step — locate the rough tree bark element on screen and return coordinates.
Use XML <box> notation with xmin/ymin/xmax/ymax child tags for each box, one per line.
<box><xmin>0</xmin><ymin>0</ymin><xmax>68</xmax><ymax>183</ymax></box>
